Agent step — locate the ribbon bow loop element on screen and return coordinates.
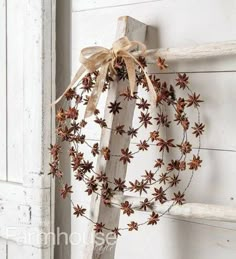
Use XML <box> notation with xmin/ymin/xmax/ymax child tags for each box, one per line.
<box><xmin>53</xmin><ymin>36</ymin><xmax>156</xmax><ymax>118</ymax></box>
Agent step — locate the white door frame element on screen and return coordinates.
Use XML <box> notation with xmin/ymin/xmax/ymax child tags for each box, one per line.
<box><xmin>0</xmin><ymin>0</ymin><xmax>56</xmax><ymax>258</ymax></box>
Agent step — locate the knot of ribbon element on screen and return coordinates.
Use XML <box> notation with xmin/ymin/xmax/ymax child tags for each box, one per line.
<box><xmin>54</xmin><ymin>36</ymin><xmax>156</xmax><ymax>118</ymax></box>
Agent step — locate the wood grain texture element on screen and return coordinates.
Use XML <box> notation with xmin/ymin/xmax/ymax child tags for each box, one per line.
<box><xmin>0</xmin><ymin>0</ymin><xmax>55</xmax><ymax>258</ymax></box>
<box><xmin>111</xmin><ymin>195</ymin><xmax>236</xmax><ymax>222</ymax></box>
<box><xmin>83</xmin><ymin>16</ymin><xmax>147</xmax><ymax>259</ymax></box>
<box><xmin>7</xmin><ymin>0</ymin><xmax>24</xmax><ymax>183</ymax></box>
<box><xmin>117</xmin><ymin>214</ymin><xmax>236</xmax><ymax>259</ymax></box>
<box><xmin>145</xmin><ymin>41</ymin><xmax>236</xmax><ymax>61</ymax></box>
<box><xmin>0</xmin><ymin>0</ymin><xmax>7</xmax><ymax>181</ymax></box>
<box><xmin>72</xmin><ymin>0</ymin><xmax>161</xmax><ymax>12</ymax></box>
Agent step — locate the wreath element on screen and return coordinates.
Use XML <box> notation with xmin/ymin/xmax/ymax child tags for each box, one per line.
<box><xmin>49</xmin><ymin>37</ymin><xmax>205</xmax><ymax>236</ymax></box>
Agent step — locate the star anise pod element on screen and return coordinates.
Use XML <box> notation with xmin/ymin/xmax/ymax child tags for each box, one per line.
<box><xmin>152</xmin><ymin>187</ymin><xmax>167</xmax><ymax>203</ymax></box>
<box><xmin>154</xmin><ymin>158</ymin><xmax>164</xmax><ymax>168</ymax></box>
<box><xmin>192</xmin><ymin>123</ymin><xmax>205</xmax><ymax>137</ymax></box>
<box><xmin>85</xmin><ymin>176</ymin><xmax>98</xmax><ymax>195</ymax></box>
<box><xmin>188</xmin><ymin>155</ymin><xmax>202</xmax><ymax>170</ymax></box>
<box><xmin>137</xmin><ymin>98</ymin><xmax>150</xmax><ymax>110</ymax></box>
<box><xmin>73</xmin><ymin>204</ymin><xmax>86</xmax><ymax>217</ymax></box>
<box><xmin>120</xmin><ymin>87</ymin><xmax>137</xmax><ymax>101</ymax></box>
<box><xmin>114</xmin><ymin>57</ymin><xmax>128</xmax><ymax>81</ymax></box>
<box><xmin>56</xmin><ymin>108</ymin><xmax>66</xmax><ymax>122</ymax></box>
<box><xmin>147</xmin><ymin>212</ymin><xmax>159</xmax><ymax>225</ymax></box>
<box><xmin>156</xmin><ymin>57</ymin><xmax>168</xmax><ymax>70</ymax></box>
<box><xmin>49</xmin><ymin>144</ymin><xmax>61</xmax><ymax>160</ymax></box>
<box><xmin>172</xmin><ymin>191</ymin><xmax>185</xmax><ymax>205</ymax></box>
<box><xmin>96</xmin><ymin>171</ymin><xmax>108</xmax><ymax>183</ymax></box>
<box><xmin>121</xmin><ymin>201</ymin><xmax>134</xmax><ymax>216</ymax></box>
<box><xmin>129</xmin><ymin>180</ymin><xmax>149</xmax><ymax>195</ymax></box>
<box><xmin>49</xmin><ymin>162</ymin><xmax>62</xmax><ymax>178</ymax></box>
<box><xmin>70</xmin><ymin>122</ymin><xmax>81</xmax><ymax>132</ymax></box>
<box><xmin>179</xmin><ymin>161</ymin><xmax>186</xmax><ymax>171</ymax></box>
<box><xmin>65</xmin><ymin>107</ymin><xmax>78</xmax><ymax>120</ymax></box>
<box><xmin>91</xmin><ymin>143</ymin><xmax>99</xmax><ymax>157</ymax></box>
<box><xmin>64</xmin><ymin>88</ymin><xmax>76</xmax><ymax>100</ymax></box>
<box><xmin>187</xmin><ymin>93</ymin><xmax>203</xmax><ymax>107</ymax></box>
<box><xmin>167</xmin><ymin>160</ymin><xmax>180</xmax><ymax>171</ymax></box>
<box><xmin>80</xmin><ymin>119</ymin><xmax>87</xmax><ymax>128</ymax></box>
<box><xmin>60</xmin><ymin>184</ymin><xmax>73</xmax><ymax>199</ymax></box>
<box><xmin>115</xmin><ymin>125</ymin><xmax>125</xmax><ymax>135</ymax></box>
<box><xmin>176</xmin><ymin>73</ymin><xmax>189</xmax><ymax>89</ymax></box>
<box><xmin>114</xmin><ymin>178</ymin><xmax>127</xmax><ymax>192</ymax></box>
<box><xmin>94</xmin><ymin>222</ymin><xmax>105</xmax><ymax>233</ymax></box>
<box><xmin>158</xmin><ymin>173</ymin><xmax>170</xmax><ymax>184</ymax></box>
<box><xmin>176</xmin><ymin>98</ymin><xmax>186</xmax><ymax>114</ymax></box>
<box><xmin>150</xmin><ymin>131</ymin><xmax>159</xmax><ymax>142</ymax></box>
<box><xmin>112</xmin><ymin>227</ymin><xmax>121</xmax><ymax>237</ymax></box>
<box><xmin>94</xmin><ymin>117</ymin><xmax>107</xmax><ymax>128</ymax></box>
<box><xmin>140</xmin><ymin>198</ymin><xmax>153</xmax><ymax>211</ymax></box>
<box><xmin>71</xmin><ymin>152</ymin><xmax>83</xmax><ymax>171</ymax></box>
<box><xmin>178</xmin><ymin>141</ymin><xmax>192</xmax><ymax>154</ymax></box>
<box><xmin>174</xmin><ymin>114</ymin><xmax>189</xmax><ymax>131</ymax></box>
<box><xmin>169</xmin><ymin>174</ymin><xmax>181</xmax><ymax>187</ymax></box>
<box><xmin>142</xmin><ymin>170</ymin><xmax>155</xmax><ymax>184</ymax></box>
<box><xmin>157</xmin><ymin>138</ymin><xmax>175</xmax><ymax>153</ymax></box>
<box><xmin>108</xmin><ymin>101</ymin><xmax>122</xmax><ymax>114</ymax></box>
<box><xmin>120</xmin><ymin>148</ymin><xmax>133</xmax><ymax>164</ymax></box>
<box><xmin>101</xmin><ymin>147</ymin><xmax>111</xmax><ymax>160</ymax></box>
<box><xmin>154</xmin><ymin>113</ymin><xmax>171</xmax><ymax>128</ymax></box>
<box><xmin>137</xmin><ymin>140</ymin><xmax>149</xmax><ymax>151</ymax></box>
<box><xmin>127</xmin><ymin>127</ymin><xmax>138</xmax><ymax>138</ymax></box>
<box><xmin>139</xmin><ymin>112</ymin><xmax>152</xmax><ymax>128</ymax></box>
<box><xmin>81</xmin><ymin>73</ymin><xmax>93</xmax><ymax>92</ymax></box>
<box><xmin>128</xmin><ymin>221</ymin><xmax>138</xmax><ymax>231</ymax></box>
<box><xmin>75</xmin><ymin>170</ymin><xmax>85</xmax><ymax>181</ymax></box>
<box><xmin>81</xmin><ymin>160</ymin><xmax>94</xmax><ymax>173</ymax></box>
<box><xmin>138</xmin><ymin>56</ymin><xmax>147</xmax><ymax>68</ymax></box>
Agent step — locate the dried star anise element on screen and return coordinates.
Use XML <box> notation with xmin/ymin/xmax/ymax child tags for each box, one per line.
<box><xmin>73</xmin><ymin>205</ymin><xmax>86</xmax><ymax>217</ymax></box>
<box><xmin>147</xmin><ymin>212</ymin><xmax>159</xmax><ymax>225</ymax></box>
<box><xmin>120</xmin><ymin>148</ymin><xmax>133</xmax><ymax>164</ymax></box>
<box><xmin>108</xmin><ymin>101</ymin><xmax>122</xmax><ymax>114</ymax></box>
<box><xmin>121</xmin><ymin>201</ymin><xmax>134</xmax><ymax>216</ymax></box>
<box><xmin>172</xmin><ymin>191</ymin><xmax>185</xmax><ymax>205</ymax></box>
<box><xmin>60</xmin><ymin>184</ymin><xmax>73</xmax><ymax>199</ymax></box>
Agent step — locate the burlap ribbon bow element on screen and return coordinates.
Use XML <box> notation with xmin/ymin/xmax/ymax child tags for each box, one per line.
<box><xmin>55</xmin><ymin>36</ymin><xmax>156</xmax><ymax>118</ymax></box>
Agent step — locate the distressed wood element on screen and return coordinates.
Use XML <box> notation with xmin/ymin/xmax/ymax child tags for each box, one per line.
<box><xmin>0</xmin><ymin>181</ymin><xmax>50</xmax><ymax>247</ymax></box>
<box><xmin>0</xmin><ymin>0</ymin><xmax>7</xmax><ymax>181</ymax></box>
<box><xmin>0</xmin><ymin>0</ymin><xmax>55</xmax><ymax>258</ymax></box>
<box><xmin>55</xmin><ymin>1</ymin><xmax>72</xmax><ymax>259</ymax></box>
<box><xmin>84</xmin><ymin>16</ymin><xmax>147</xmax><ymax>259</ymax></box>
<box><xmin>72</xmin><ymin>0</ymin><xmax>160</xmax><ymax>12</ymax></box>
<box><xmin>0</xmin><ymin>239</ymin><xmax>6</xmax><ymax>258</ymax></box>
<box><xmin>145</xmin><ymin>41</ymin><xmax>236</xmax><ymax>62</ymax></box>
<box><xmin>7</xmin><ymin>0</ymin><xmax>24</xmax><ymax>183</ymax></box>
<box><xmin>111</xmin><ymin>194</ymin><xmax>236</xmax><ymax>222</ymax></box>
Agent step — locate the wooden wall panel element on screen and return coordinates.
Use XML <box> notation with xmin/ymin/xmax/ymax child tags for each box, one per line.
<box><xmin>7</xmin><ymin>0</ymin><xmax>24</xmax><ymax>183</ymax></box>
<box><xmin>0</xmin><ymin>0</ymin><xmax>7</xmax><ymax>181</ymax></box>
<box><xmin>0</xmin><ymin>239</ymin><xmax>6</xmax><ymax>259</ymax></box>
<box><xmin>72</xmin><ymin>0</ymin><xmax>161</xmax><ymax>12</ymax></box>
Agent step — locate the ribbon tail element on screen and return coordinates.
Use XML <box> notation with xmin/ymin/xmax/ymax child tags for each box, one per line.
<box><xmin>52</xmin><ymin>65</ymin><xmax>86</xmax><ymax>105</ymax></box>
<box><xmin>84</xmin><ymin>63</ymin><xmax>109</xmax><ymax>118</ymax></box>
<box><xmin>123</xmin><ymin>56</ymin><xmax>136</xmax><ymax>96</ymax></box>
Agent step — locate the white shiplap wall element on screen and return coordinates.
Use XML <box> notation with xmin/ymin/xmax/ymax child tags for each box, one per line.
<box><xmin>71</xmin><ymin>1</ymin><xmax>236</xmax><ymax>259</ymax></box>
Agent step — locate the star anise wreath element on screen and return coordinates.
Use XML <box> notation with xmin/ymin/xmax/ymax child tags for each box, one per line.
<box><xmin>49</xmin><ymin>55</ymin><xmax>204</xmax><ymax>236</ymax></box>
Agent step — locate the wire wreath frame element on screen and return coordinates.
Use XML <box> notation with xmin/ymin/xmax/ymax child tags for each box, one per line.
<box><xmin>49</xmin><ymin>56</ymin><xmax>205</xmax><ymax>236</ymax></box>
